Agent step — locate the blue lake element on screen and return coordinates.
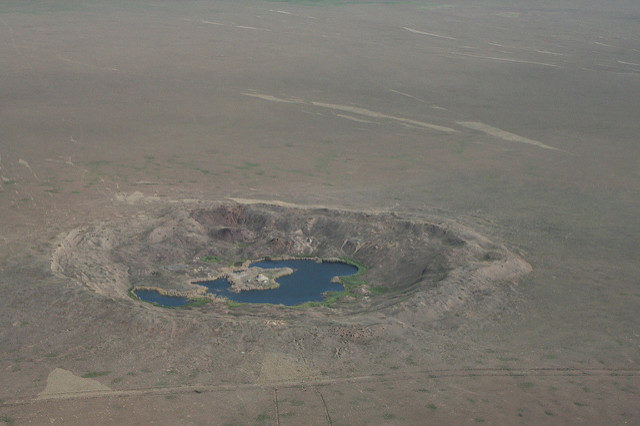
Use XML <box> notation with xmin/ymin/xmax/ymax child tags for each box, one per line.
<box><xmin>132</xmin><ymin>289</ymin><xmax>191</xmax><ymax>307</ymax></box>
<box><xmin>134</xmin><ymin>259</ymin><xmax>358</xmax><ymax>307</ymax></box>
<box><xmin>203</xmin><ymin>259</ymin><xmax>358</xmax><ymax>306</ymax></box>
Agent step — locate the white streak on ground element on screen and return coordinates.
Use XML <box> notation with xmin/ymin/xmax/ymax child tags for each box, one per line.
<box><xmin>403</xmin><ymin>27</ymin><xmax>456</xmax><ymax>40</ymax></box>
<box><xmin>618</xmin><ymin>60</ymin><xmax>640</xmax><ymax>67</ymax></box>
<box><xmin>242</xmin><ymin>93</ymin><xmax>457</xmax><ymax>133</ymax></box>
<box><xmin>200</xmin><ymin>20</ymin><xmax>270</xmax><ymax>31</ymax></box>
<box><xmin>536</xmin><ymin>50</ymin><xmax>565</xmax><ymax>56</ymax></box>
<box><xmin>235</xmin><ymin>25</ymin><xmax>271</xmax><ymax>31</ymax></box>
<box><xmin>18</xmin><ymin>158</ymin><xmax>39</xmax><ymax>179</ymax></box>
<box><xmin>457</xmin><ymin>121</ymin><xmax>560</xmax><ymax>151</ymax></box>
<box><xmin>242</xmin><ymin>93</ymin><xmax>304</xmax><ymax>104</ymax></box>
<box><xmin>310</xmin><ymin>101</ymin><xmax>457</xmax><ymax>133</ymax></box>
<box><xmin>335</xmin><ymin>114</ymin><xmax>377</xmax><ymax>124</ymax></box>
<box><xmin>450</xmin><ymin>51</ymin><xmax>559</xmax><ymax>68</ymax></box>
<box><xmin>390</xmin><ymin>89</ymin><xmax>426</xmax><ymax>103</ymax></box>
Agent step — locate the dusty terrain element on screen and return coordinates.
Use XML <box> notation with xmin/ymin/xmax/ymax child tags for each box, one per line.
<box><xmin>1</xmin><ymin>0</ymin><xmax>639</xmax><ymax>424</ymax></box>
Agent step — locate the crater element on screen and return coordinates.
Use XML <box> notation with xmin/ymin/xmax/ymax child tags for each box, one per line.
<box><xmin>51</xmin><ymin>200</ymin><xmax>531</xmax><ymax>318</ymax></box>
<box><xmin>135</xmin><ymin>259</ymin><xmax>358</xmax><ymax>307</ymax></box>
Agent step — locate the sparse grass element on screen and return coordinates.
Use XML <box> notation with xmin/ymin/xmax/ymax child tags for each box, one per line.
<box><xmin>226</xmin><ymin>300</ymin><xmax>243</xmax><ymax>308</ymax></box>
<box><xmin>574</xmin><ymin>401</ymin><xmax>588</xmax><ymax>407</ymax></box>
<box><xmin>235</xmin><ymin>162</ymin><xmax>260</xmax><ymax>170</ymax></box>
<box><xmin>43</xmin><ymin>352</ymin><xmax>58</xmax><ymax>358</ymax></box>
<box><xmin>127</xmin><ymin>288</ymin><xmax>138</xmax><ymax>301</ymax></box>
<box><xmin>544</xmin><ymin>410</ymin><xmax>554</xmax><ymax>416</ymax></box>
<box><xmin>497</xmin><ymin>357</ymin><xmax>520</xmax><ymax>362</ymax></box>
<box><xmin>111</xmin><ymin>377</ymin><xmax>122</xmax><ymax>384</ymax></box>
<box><xmin>427</xmin><ymin>403</ymin><xmax>437</xmax><ymax>410</ymax></box>
<box><xmin>382</xmin><ymin>413</ymin><xmax>396</xmax><ymax>419</ymax></box>
<box><xmin>370</xmin><ymin>285</ymin><xmax>389</xmax><ymax>295</ymax></box>
<box><xmin>0</xmin><ymin>414</ymin><xmax>15</xmax><ymax>424</ymax></box>
<box><xmin>81</xmin><ymin>371</ymin><xmax>110</xmax><ymax>378</ymax></box>
<box><xmin>313</xmin><ymin>152</ymin><xmax>337</xmax><ymax>174</ymax></box>
<box><xmin>518</xmin><ymin>382</ymin><xmax>534</xmax><ymax>389</ymax></box>
<box><xmin>322</xmin><ymin>291</ymin><xmax>346</xmax><ymax>304</ymax></box>
<box><xmin>185</xmin><ymin>298</ymin><xmax>210</xmax><ymax>308</ymax></box>
<box><xmin>255</xmin><ymin>412</ymin><xmax>270</xmax><ymax>423</ymax></box>
<box><xmin>338</xmin><ymin>256</ymin><xmax>368</xmax><ymax>295</ymax></box>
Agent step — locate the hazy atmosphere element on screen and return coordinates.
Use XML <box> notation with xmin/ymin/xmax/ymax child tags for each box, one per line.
<box><xmin>1</xmin><ymin>0</ymin><xmax>639</xmax><ymax>423</ymax></box>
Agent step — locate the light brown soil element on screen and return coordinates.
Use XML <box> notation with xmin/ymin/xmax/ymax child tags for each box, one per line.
<box><xmin>1</xmin><ymin>0</ymin><xmax>639</xmax><ymax>423</ymax></box>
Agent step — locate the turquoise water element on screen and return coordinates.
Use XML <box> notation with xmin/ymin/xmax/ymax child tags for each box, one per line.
<box><xmin>134</xmin><ymin>259</ymin><xmax>358</xmax><ymax>307</ymax></box>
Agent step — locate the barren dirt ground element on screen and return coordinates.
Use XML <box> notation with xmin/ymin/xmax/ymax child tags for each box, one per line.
<box><xmin>1</xmin><ymin>0</ymin><xmax>639</xmax><ymax>424</ymax></box>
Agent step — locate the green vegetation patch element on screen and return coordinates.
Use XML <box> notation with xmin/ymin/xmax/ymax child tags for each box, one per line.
<box><xmin>370</xmin><ymin>285</ymin><xmax>389</xmax><ymax>295</ymax></box>
<box><xmin>235</xmin><ymin>162</ymin><xmax>260</xmax><ymax>170</ymax></box>
<box><xmin>200</xmin><ymin>255</ymin><xmax>222</xmax><ymax>263</ymax></box>
<box><xmin>339</xmin><ymin>256</ymin><xmax>368</xmax><ymax>291</ymax></box>
<box><xmin>0</xmin><ymin>414</ymin><xmax>15</xmax><ymax>425</ymax></box>
<box><xmin>255</xmin><ymin>412</ymin><xmax>270</xmax><ymax>423</ymax></box>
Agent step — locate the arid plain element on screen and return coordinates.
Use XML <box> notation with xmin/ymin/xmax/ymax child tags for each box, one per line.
<box><xmin>1</xmin><ymin>0</ymin><xmax>639</xmax><ymax>424</ymax></box>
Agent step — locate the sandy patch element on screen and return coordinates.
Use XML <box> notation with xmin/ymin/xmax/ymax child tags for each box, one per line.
<box><xmin>457</xmin><ymin>121</ymin><xmax>560</xmax><ymax>151</ymax></box>
<box><xmin>257</xmin><ymin>353</ymin><xmax>319</xmax><ymax>384</ymax></box>
<box><xmin>38</xmin><ymin>368</ymin><xmax>111</xmax><ymax>400</ymax></box>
